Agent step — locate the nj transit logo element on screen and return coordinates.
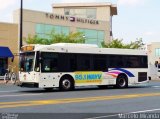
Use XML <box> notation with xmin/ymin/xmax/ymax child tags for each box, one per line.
<box><xmin>75</xmin><ymin>72</ymin><xmax>102</xmax><ymax>84</ymax></box>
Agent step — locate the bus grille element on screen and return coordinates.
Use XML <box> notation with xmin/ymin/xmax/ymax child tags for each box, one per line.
<box><xmin>138</xmin><ymin>72</ymin><xmax>147</xmax><ymax>82</ymax></box>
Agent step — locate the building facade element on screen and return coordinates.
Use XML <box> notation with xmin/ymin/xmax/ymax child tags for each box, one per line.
<box><xmin>147</xmin><ymin>42</ymin><xmax>160</xmax><ymax>79</ymax></box>
<box><xmin>0</xmin><ymin>22</ymin><xmax>19</xmax><ymax>78</ymax></box>
<box><xmin>148</xmin><ymin>42</ymin><xmax>160</xmax><ymax>65</ymax></box>
<box><xmin>13</xmin><ymin>2</ymin><xmax>117</xmax><ymax>46</ymax></box>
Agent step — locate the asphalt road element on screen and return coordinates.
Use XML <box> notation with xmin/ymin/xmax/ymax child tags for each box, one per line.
<box><xmin>0</xmin><ymin>81</ymin><xmax>160</xmax><ymax>119</ymax></box>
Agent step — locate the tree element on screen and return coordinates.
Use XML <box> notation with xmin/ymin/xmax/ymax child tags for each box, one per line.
<box><xmin>50</xmin><ymin>31</ymin><xmax>85</xmax><ymax>43</ymax></box>
<box><xmin>24</xmin><ymin>34</ymin><xmax>53</xmax><ymax>45</ymax></box>
<box><xmin>101</xmin><ymin>39</ymin><xmax>124</xmax><ymax>48</ymax></box>
<box><xmin>24</xmin><ymin>31</ymin><xmax>85</xmax><ymax>45</ymax></box>
<box><xmin>128</xmin><ymin>38</ymin><xmax>144</xmax><ymax>49</ymax></box>
<box><xmin>102</xmin><ymin>38</ymin><xmax>144</xmax><ymax>49</ymax></box>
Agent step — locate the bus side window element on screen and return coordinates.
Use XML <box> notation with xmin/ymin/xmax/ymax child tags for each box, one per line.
<box><xmin>41</xmin><ymin>52</ymin><xmax>58</xmax><ymax>72</ymax></box>
<box><xmin>70</xmin><ymin>58</ymin><xmax>77</xmax><ymax>71</ymax></box>
<box><xmin>43</xmin><ymin>60</ymin><xmax>51</xmax><ymax>71</ymax></box>
<box><xmin>77</xmin><ymin>54</ymin><xmax>91</xmax><ymax>71</ymax></box>
<box><xmin>117</xmin><ymin>55</ymin><xmax>124</xmax><ymax>68</ymax></box>
<box><xmin>93</xmin><ymin>55</ymin><xmax>107</xmax><ymax>71</ymax></box>
<box><xmin>51</xmin><ymin>58</ymin><xmax>58</xmax><ymax>71</ymax></box>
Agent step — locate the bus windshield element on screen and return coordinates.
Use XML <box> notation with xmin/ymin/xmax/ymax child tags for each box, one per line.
<box><xmin>20</xmin><ymin>52</ymin><xmax>35</xmax><ymax>72</ymax></box>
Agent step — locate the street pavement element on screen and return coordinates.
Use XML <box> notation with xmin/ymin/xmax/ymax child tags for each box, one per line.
<box><xmin>0</xmin><ymin>80</ymin><xmax>160</xmax><ymax>119</ymax></box>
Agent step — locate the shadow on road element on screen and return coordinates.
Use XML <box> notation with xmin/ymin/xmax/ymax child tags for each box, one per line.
<box><xmin>19</xmin><ymin>85</ymin><xmax>149</xmax><ymax>94</ymax></box>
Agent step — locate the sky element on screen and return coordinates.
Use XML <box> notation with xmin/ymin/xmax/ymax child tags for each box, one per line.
<box><xmin>0</xmin><ymin>0</ymin><xmax>160</xmax><ymax>44</ymax></box>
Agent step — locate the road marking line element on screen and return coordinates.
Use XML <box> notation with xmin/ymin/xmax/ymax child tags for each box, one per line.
<box><xmin>0</xmin><ymin>90</ymin><xmax>19</xmax><ymax>93</ymax></box>
<box><xmin>85</xmin><ymin>108</ymin><xmax>160</xmax><ymax>119</ymax></box>
<box><xmin>0</xmin><ymin>93</ymin><xmax>43</xmax><ymax>98</ymax></box>
<box><xmin>0</xmin><ymin>92</ymin><xmax>160</xmax><ymax>109</ymax></box>
<box><xmin>130</xmin><ymin>108</ymin><xmax>160</xmax><ymax>113</ymax></box>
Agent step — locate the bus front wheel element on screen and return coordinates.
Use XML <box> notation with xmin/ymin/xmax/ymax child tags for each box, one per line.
<box><xmin>116</xmin><ymin>75</ymin><xmax>128</xmax><ymax>88</ymax></box>
<box><xmin>59</xmin><ymin>76</ymin><xmax>74</xmax><ymax>91</ymax></box>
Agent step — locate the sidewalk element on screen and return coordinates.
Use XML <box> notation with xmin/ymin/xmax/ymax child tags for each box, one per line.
<box><xmin>0</xmin><ymin>79</ymin><xmax>20</xmax><ymax>85</ymax></box>
<box><xmin>0</xmin><ymin>80</ymin><xmax>4</xmax><ymax>84</ymax></box>
<box><xmin>151</xmin><ymin>78</ymin><xmax>160</xmax><ymax>82</ymax></box>
<box><xmin>0</xmin><ymin>80</ymin><xmax>12</xmax><ymax>84</ymax></box>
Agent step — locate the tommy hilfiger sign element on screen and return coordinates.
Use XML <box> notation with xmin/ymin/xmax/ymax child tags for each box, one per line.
<box><xmin>45</xmin><ymin>13</ymin><xmax>99</xmax><ymax>25</ymax></box>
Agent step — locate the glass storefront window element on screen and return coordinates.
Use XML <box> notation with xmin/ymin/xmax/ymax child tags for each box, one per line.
<box><xmin>64</xmin><ymin>8</ymin><xmax>97</xmax><ymax>19</ymax></box>
<box><xmin>0</xmin><ymin>58</ymin><xmax>7</xmax><ymax>76</ymax></box>
<box><xmin>45</xmin><ymin>25</ymin><xmax>54</xmax><ymax>34</ymax></box>
<box><xmin>74</xmin><ymin>9</ymin><xmax>86</xmax><ymax>18</ymax></box>
<box><xmin>54</xmin><ymin>26</ymin><xmax>62</xmax><ymax>34</ymax></box>
<box><xmin>36</xmin><ymin>24</ymin><xmax>70</xmax><ymax>39</ymax></box>
<box><xmin>98</xmin><ymin>31</ymin><xmax>105</xmax><ymax>40</ymax></box>
<box><xmin>86</xmin><ymin>9</ymin><xmax>96</xmax><ymax>19</ymax></box>
<box><xmin>77</xmin><ymin>28</ymin><xmax>84</xmax><ymax>33</ymax></box>
<box><xmin>155</xmin><ymin>48</ymin><xmax>160</xmax><ymax>56</ymax></box>
<box><xmin>98</xmin><ymin>39</ymin><xmax>104</xmax><ymax>47</ymax></box>
<box><xmin>77</xmin><ymin>28</ymin><xmax>104</xmax><ymax>47</ymax></box>
<box><xmin>62</xmin><ymin>27</ymin><xmax>70</xmax><ymax>35</ymax></box>
<box><xmin>36</xmin><ymin>24</ymin><xmax>45</xmax><ymax>34</ymax></box>
<box><xmin>85</xmin><ymin>29</ymin><xmax>97</xmax><ymax>39</ymax></box>
<box><xmin>85</xmin><ymin>39</ymin><xmax>97</xmax><ymax>45</ymax></box>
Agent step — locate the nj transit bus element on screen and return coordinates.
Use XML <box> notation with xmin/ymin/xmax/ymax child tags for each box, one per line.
<box><xmin>19</xmin><ymin>43</ymin><xmax>148</xmax><ymax>91</ymax></box>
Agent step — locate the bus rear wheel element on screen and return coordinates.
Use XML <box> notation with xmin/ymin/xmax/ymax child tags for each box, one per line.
<box><xmin>116</xmin><ymin>75</ymin><xmax>128</xmax><ymax>88</ymax></box>
<box><xmin>60</xmin><ymin>77</ymin><xmax>74</xmax><ymax>91</ymax></box>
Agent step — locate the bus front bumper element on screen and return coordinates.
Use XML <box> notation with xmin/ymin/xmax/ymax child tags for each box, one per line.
<box><xmin>17</xmin><ymin>82</ymin><xmax>39</xmax><ymax>88</ymax></box>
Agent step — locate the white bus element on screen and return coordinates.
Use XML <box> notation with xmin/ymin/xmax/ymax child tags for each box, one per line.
<box><xmin>19</xmin><ymin>43</ymin><xmax>149</xmax><ymax>91</ymax></box>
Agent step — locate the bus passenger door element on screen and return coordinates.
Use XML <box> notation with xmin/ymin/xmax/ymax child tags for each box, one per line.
<box><xmin>39</xmin><ymin>52</ymin><xmax>58</xmax><ymax>88</ymax></box>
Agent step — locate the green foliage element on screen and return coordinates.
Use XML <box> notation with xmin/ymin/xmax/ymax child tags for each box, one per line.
<box><xmin>102</xmin><ymin>38</ymin><xmax>144</xmax><ymax>49</ymax></box>
<box><xmin>101</xmin><ymin>39</ymin><xmax>124</xmax><ymax>48</ymax></box>
<box><xmin>24</xmin><ymin>35</ymin><xmax>53</xmax><ymax>45</ymax></box>
<box><xmin>24</xmin><ymin>31</ymin><xmax>85</xmax><ymax>45</ymax></box>
<box><xmin>50</xmin><ymin>31</ymin><xmax>85</xmax><ymax>43</ymax></box>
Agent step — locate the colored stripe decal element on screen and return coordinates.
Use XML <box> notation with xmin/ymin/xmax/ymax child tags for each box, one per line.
<box><xmin>107</xmin><ymin>74</ymin><xmax>117</xmax><ymax>78</ymax></box>
<box><xmin>109</xmin><ymin>68</ymin><xmax>135</xmax><ymax>77</ymax></box>
<box><xmin>108</xmin><ymin>72</ymin><xmax>121</xmax><ymax>74</ymax></box>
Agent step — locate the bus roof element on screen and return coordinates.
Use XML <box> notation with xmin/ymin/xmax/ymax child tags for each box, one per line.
<box><xmin>28</xmin><ymin>43</ymin><xmax>147</xmax><ymax>56</ymax></box>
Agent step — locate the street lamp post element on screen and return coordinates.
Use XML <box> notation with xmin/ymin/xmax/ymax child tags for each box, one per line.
<box><xmin>19</xmin><ymin>0</ymin><xmax>23</xmax><ymax>51</ymax></box>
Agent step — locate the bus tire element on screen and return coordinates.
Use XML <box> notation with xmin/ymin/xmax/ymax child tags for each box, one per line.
<box><xmin>116</xmin><ymin>74</ymin><xmax>128</xmax><ymax>88</ymax></box>
<box><xmin>59</xmin><ymin>75</ymin><xmax>74</xmax><ymax>91</ymax></box>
